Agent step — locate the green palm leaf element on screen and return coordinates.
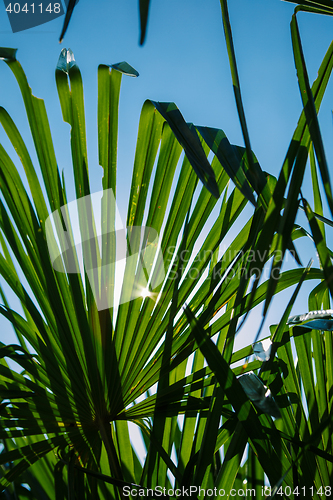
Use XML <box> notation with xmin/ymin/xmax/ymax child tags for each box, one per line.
<box><xmin>2</xmin><ymin>0</ymin><xmax>333</xmax><ymax>491</ymax></box>
<box><xmin>0</xmin><ymin>47</ymin><xmax>267</xmax><ymax>494</ymax></box>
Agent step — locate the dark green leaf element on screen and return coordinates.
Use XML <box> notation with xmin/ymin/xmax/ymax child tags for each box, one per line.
<box><xmin>150</xmin><ymin>101</ymin><xmax>220</xmax><ymax>198</ymax></box>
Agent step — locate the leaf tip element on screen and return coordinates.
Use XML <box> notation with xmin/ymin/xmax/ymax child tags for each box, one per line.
<box><xmin>111</xmin><ymin>61</ymin><xmax>139</xmax><ymax>77</ymax></box>
<box><xmin>0</xmin><ymin>48</ymin><xmax>17</xmax><ymax>61</ymax></box>
<box><xmin>56</xmin><ymin>48</ymin><xmax>76</xmax><ymax>74</ymax></box>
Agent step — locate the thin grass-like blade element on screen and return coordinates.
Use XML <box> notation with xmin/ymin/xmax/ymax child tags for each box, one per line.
<box><xmin>139</xmin><ymin>0</ymin><xmax>151</xmax><ymax>45</ymax></box>
<box><xmin>59</xmin><ymin>0</ymin><xmax>78</xmax><ymax>42</ymax></box>
<box><xmin>303</xmin><ymin>199</ymin><xmax>333</xmax><ymax>298</ymax></box>
<box><xmin>291</xmin><ymin>12</ymin><xmax>333</xmax><ymax>219</ymax></box>
<box><xmin>219</xmin><ymin>0</ymin><xmax>269</xmax><ymax>207</ymax></box>
<box><xmin>258</xmin><ymin>37</ymin><xmax>333</xmax><ymax>318</ymax></box>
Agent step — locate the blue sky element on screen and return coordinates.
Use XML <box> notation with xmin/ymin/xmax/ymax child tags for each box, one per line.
<box><xmin>1</xmin><ymin>0</ymin><xmax>333</xmax><ymax>348</ymax></box>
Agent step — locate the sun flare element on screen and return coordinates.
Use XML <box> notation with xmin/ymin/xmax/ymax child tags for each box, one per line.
<box><xmin>140</xmin><ymin>287</ymin><xmax>151</xmax><ymax>299</ymax></box>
